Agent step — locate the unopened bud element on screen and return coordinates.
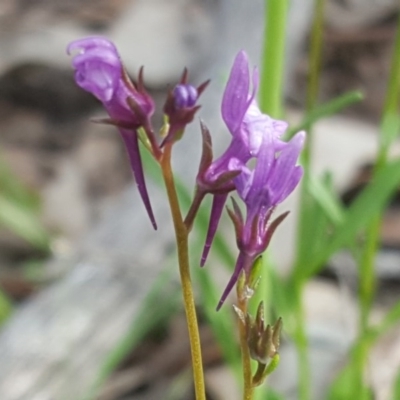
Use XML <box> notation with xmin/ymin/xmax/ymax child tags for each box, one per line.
<box><xmin>245</xmin><ymin>304</ymin><xmax>283</xmax><ymax>365</ymax></box>
<box><xmin>173</xmin><ymin>84</ymin><xmax>198</xmax><ymax>109</ymax></box>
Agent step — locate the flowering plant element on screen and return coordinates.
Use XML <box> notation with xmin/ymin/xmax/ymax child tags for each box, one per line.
<box><xmin>68</xmin><ymin>36</ymin><xmax>304</xmax><ymax>400</ymax></box>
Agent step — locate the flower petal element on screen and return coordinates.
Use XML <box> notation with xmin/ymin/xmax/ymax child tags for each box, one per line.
<box><xmin>67</xmin><ymin>36</ymin><xmax>117</xmax><ymax>55</ymax></box>
<box><xmin>221</xmin><ymin>51</ymin><xmax>250</xmax><ymax>134</ymax></box>
<box><xmin>272</xmin><ymin>119</ymin><xmax>289</xmax><ymax>137</ymax></box>
<box><xmin>200</xmin><ymin>193</ymin><xmax>228</xmax><ymax>266</ymax></box>
<box><xmin>216</xmin><ymin>252</ymin><xmax>247</xmax><ymax>310</ymax></box>
<box><xmin>269</xmin><ymin>131</ymin><xmax>305</xmax><ymax>204</ymax></box>
<box><xmin>244</xmin><ymin>126</ymin><xmax>275</xmax><ymax>204</ymax></box>
<box><xmin>120</xmin><ymin>129</ymin><xmax>157</xmax><ymax>229</ymax></box>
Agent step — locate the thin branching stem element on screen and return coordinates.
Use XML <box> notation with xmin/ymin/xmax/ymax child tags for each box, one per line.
<box><xmin>160</xmin><ymin>143</ymin><xmax>206</xmax><ymax>400</ymax></box>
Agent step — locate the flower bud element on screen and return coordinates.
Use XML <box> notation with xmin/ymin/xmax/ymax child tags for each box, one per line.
<box><xmin>245</xmin><ymin>304</ymin><xmax>282</xmax><ymax>365</ymax></box>
<box><xmin>173</xmin><ymin>84</ymin><xmax>198</xmax><ymax>109</ymax></box>
<box><xmin>161</xmin><ymin>69</ymin><xmax>209</xmax><ymax>146</ymax></box>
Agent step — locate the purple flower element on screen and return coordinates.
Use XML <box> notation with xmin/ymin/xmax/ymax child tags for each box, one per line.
<box><xmin>173</xmin><ymin>84</ymin><xmax>198</xmax><ymax>109</ymax></box>
<box><xmin>196</xmin><ymin>51</ymin><xmax>292</xmax><ymax>266</ymax></box>
<box><xmin>67</xmin><ymin>36</ymin><xmax>157</xmax><ymax>229</ymax></box>
<box><xmin>162</xmin><ymin>70</ymin><xmax>209</xmax><ymax>147</ymax></box>
<box><xmin>217</xmin><ymin>130</ymin><xmax>305</xmax><ymax>310</ymax></box>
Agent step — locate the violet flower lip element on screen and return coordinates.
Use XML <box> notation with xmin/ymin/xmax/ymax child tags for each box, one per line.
<box><xmin>67</xmin><ymin>36</ymin><xmax>157</xmax><ymax>229</ymax></box>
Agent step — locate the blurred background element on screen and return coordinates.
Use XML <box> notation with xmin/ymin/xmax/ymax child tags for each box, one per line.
<box><xmin>0</xmin><ymin>0</ymin><xmax>400</xmax><ymax>399</ymax></box>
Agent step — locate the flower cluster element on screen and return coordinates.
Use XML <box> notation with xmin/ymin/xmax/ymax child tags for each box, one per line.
<box><xmin>67</xmin><ymin>38</ymin><xmax>304</xmax><ymax>310</ymax></box>
<box><xmin>67</xmin><ymin>37</ymin><xmax>206</xmax><ymax>230</ymax></box>
<box><xmin>195</xmin><ymin>51</ymin><xmax>305</xmax><ymax>309</ymax></box>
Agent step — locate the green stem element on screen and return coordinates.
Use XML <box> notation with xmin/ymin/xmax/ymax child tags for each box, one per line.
<box><xmin>359</xmin><ymin>219</ymin><xmax>379</xmax><ymax>332</ymax></box>
<box><xmin>293</xmin><ymin>283</ymin><xmax>311</xmax><ymax>400</ymax></box>
<box><xmin>237</xmin><ymin>286</ymin><xmax>254</xmax><ymax>400</ymax></box>
<box><xmin>353</xmin><ymin>12</ymin><xmax>400</xmax><ymax>398</ymax></box>
<box><xmin>292</xmin><ymin>2</ymin><xmax>325</xmax><ymax>398</ymax></box>
<box><xmin>160</xmin><ymin>144</ymin><xmax>206</xmax><ymax>400</ymax></box>
<box><xmin>351</xmin><ymin>338</ymin><xmax>370</xmax><ymax>400</ymax></box>
<box><xmin>306</xmin><ymin>0</ymin><xmax>325</xmax><ymax>111</ymax></box>
<box><xmin>259</xmin><ymin>0</ymin><xmax>289</xmax><ymax>118</ymax></box>
<box><xmin>378</xmin><ymin>11</ymin><xmax>400</xmax><ymax>166</ymax></box>
<box><xmin>257</xmin><ymin>3</ymin><xmax>288</xmax><ymax>393</ymax></box>
<box><xmin>303</xmin><ymin>0</ymin><xmax>325</xmax><ymax>166</ymax></box>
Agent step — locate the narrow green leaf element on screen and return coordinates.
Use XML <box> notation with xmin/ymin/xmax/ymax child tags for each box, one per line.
<box><xmin>305</xmin><ymin>174</ymin><xmax>339</xmax><ymax>268</ymax></box>
<box><xmin>286</xmin><ymin>91</ymin><xmax>364</xmax><ymax>139</ymax></box>
<box><xmin>380</xmin><ymin>13</ymin><xmax>400</xmax><ymax>160</ymax></box>
<box><xmin>307</xmin><ymin>158</ymin><xmax>400</xmax><ymax>277</ymax></box>
<box><xmin>379</xmin><ymin>113</ymin><xmax>400</xmax><ymax>166</ymax></box>
<box><xmin>307</xmin><ymin>174</ymin><xmax>345</xmax><ymax>225</ymax></box>
<box><xmin>295</xmin><ymin>173</ymin><xmax>342</xmax><ymax>279</ymax></box>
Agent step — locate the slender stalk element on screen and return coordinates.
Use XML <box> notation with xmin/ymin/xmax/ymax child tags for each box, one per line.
<box><xmin>258</xmin><ymin>0</ymin><xmax>289</xmax><ymax>310</ymax></box>
<box><xmin>293</xmin><ymin>283</ymin><xmax>310</xmax><ymax>400</ymax></box>
<box><xmin>378</xmin><ymin>11</ymin><xmax>400</xmax><ymax>167</ymax></box>
<box><xmin>353</xmin><ymin>12</ymin><xmax>400</xmax><ymax>398</ymax></box>
<box><xmin>351</xmin><ymin>338</ymin><xmax>370</xmax><ymax>400</ymax></box>
<box><xmin>256</xmin><ymin>1</ymin><xmax>289</xmax><ymax>381</ymax></box>
<box><xmin>259</xmin><ymin>0</ymin><xmax>289</xmax><ymax>118</ymax></box>
<box><xmin>292</xmin><ymin>2</ymin><xmax>325</xmax><ymax>400</ymax></box>
<box><xmin>304</xmin><ymin>0</ymin><xmax>325</xmax><ymax>164</ymax></box>
<box><xmin>160</xmin><ymin>143</ymin><xmax>206</xmax><ymax>400</ymax></box>
<box><xmin>236</xmin><ymin>289</ymin><xmax>254</xmax><ymax>400</ymax></box>
<box><xmin>358</xmin><ymin>220</ymin><xmax>379</xmax><ymax>332</ymax></box>
<box><xmin>296</xmin><ymin>0</ymin><xmax>325</xmax><ymax>258</ymax></box>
